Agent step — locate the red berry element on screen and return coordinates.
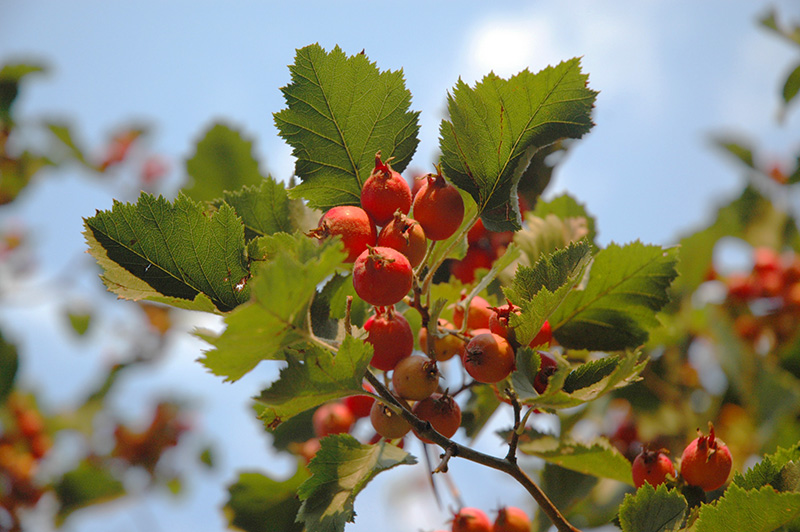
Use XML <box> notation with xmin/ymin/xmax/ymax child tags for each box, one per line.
<box><xmin>492</xmin><ymin>506</ymin><xmax>531</xmax><ymax>532</ymax></box>
<box><xmin>369</xmin><ymin>399</ymin><xmax>411</xmax><ymax>439</ymax></box>
<box><xmin>364</xmin><ymin>307</ymin><xmax>414</xmax><ymax>371</ymax></box>
<box><xmin>377</xmin><ymin>210</ymin><xmax>427</xmax><ymax>268</ymax></box>
<box><xmin>361</xmin><ymin>152</ymin><xmax>412</xmax><ymax>226</ymax></box>
<box><xmin>452</xmin><ymin>507</ymin><xmax>491</xmax><ymax>532</ymax></box>
<box><xmin>412</xmin><ymin>169</ymin><xmax>465</xmax><ymax>241</ymax></box>
<box><xmin>306</xmin><ymin>205</ymin><xmax>377</xmax><ymax>263</ymax></box>
<box><xmin>632</xmin><ymin>448</ymin><xmax>675</xmax><ymax>488</ymax></box>
<box><xmin>343</xmin><ymin>382</ymin><xmax>376</xmax><ymax>418</ymax></box>
<box><xmin>419</xmin><ymin>320</ymin><xmax>466</xmax><ymax>362</ymax></box>
<box><xmin>488</xmin><ymin>300</ymin><xmax>520</xmax><ymax>338</ymax></box>
<box><xmin>353</xmin><ymin>246</ymin><xmax>413</xmax><ymax>307</ymax></box>
<box><xmin>391</xmin><ymin>355</ymin><xmax>440</xmax><ymax>401</ymax></box>
<box><xmin>451</xmin><ymin>246</ymin><xmax>495</xmax><ymax>283</ymax></box>
<box><xmin>533</xmin><ymin>351</ymin><xmax>557</xmax><ymax>394</ymax></box>
<box><xmin>462</xmin><ymin>333</ymin><xmax>516</xmax><ymax>384</ymax></box>
<box><xmin>453</xmin><ymin>295</ymin><xmax>493</xmax><ymax>332</ymax></box>
<box><xmin>312</xmin><ymin>402</ymin><xmax>355</xmax><ymax>438</ymax></box>
<box><xmin>412</xmin><ymin>392</ymin><xmax>461</xmax><ymax>444</ymax></box>
<box><xmin>680</xmin><ymin>424</ymin><xmax>732</xmax><ymax>491</ymax></box>
<box><xmin>16</xmin><ymin>409</ymin><xmax>44</xmax><ymax>439</ymax></box>
<box><xmin>529</xmin><ymin>320</ymin><xmax>552</xmax><ymax>347</ymax></box>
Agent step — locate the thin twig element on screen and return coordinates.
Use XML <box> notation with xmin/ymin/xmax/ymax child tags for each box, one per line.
<box><xmin>505</xmin><ymin>389</ymin><xmax>522</xmax><ymax>463</ymax></box>
<box><xmin>344</xmin><ymin>296</ymin><xmax>353</xmax><ymax>336</ymax></box>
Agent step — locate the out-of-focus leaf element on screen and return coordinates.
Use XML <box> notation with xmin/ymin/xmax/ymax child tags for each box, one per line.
<box><xmin>534</xmin><ymin>463</ymin><xmax>598</xmax><ymax>532</ymax></box>
<box><xmin>45</xmin><ymin>122</ymin><xmax>91</xmax><ymax>166</ymax></box>
<box><xmin>297</xmin><ymin>435</ymin><xmax>416</xmax><ymax>532</ymax></box>
<box><xmin>460</xmin><ymin>383</ymin><xmax>502</xmax><ymax>439</ymax></box>
<box><xmin>0</xmin><ymin>63</ymin><xmax>45</xmax><ymax>124</ymax></box>
<box><xmin>618</xmin><ymin>483</ymin><xmax>687</xmax><ymax>532</ymax></box>
<box><xmin>67</xmin><ymin>310</ymin><xmax>92</xmax><ymax>336</ymax></box>
<box><xmin>530</xmin><ymin>193</ymin><xmax>598</xmax><ymax>250</ymax></box>
<box><xmin>439</xmin><ymin>59</ymin><xmax>596</xmax><ymax>231</ymax></box>
<box><xmin>54</xmin><ymin>460</ymin><xmax>125</xmax><ymax>525</ymax></box>
<box><xmin>224</xmin><ymin>467</ymin><xmax>309</xmax><ymax>532</ymax></box>
<box><xmin>0</xmin><ymin>331</ymin><xmax>19</xmax><ymax>405</ymax></box>
<box><xmin>275</xmin><ymin>44</ymin><xmax>419</xmax><ymax>210</ymax></box>
<box><xmin>184</xmin><ymin>122</ymin><xmax>265</xmax><ymax>203</ymax></box>
<box><xmin>84</xmin><ymin>192</ymin><xmax>250</xmax><ymax>313</ymax></box>
<box><xmin>784</xmin><ymin>63</ymin><xmax>800</xmax><ymax>107</ymax></box>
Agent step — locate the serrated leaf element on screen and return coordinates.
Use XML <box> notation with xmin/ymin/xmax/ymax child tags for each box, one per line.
<box><xmin>439</xmin><ymin>59</ymin><xmax>596</xmax><ymax>231</ymax></box>
<box><xmin>517</xmin><ymin>434</ymin><xmax>634</xmax><ymax>485</ymax></box>
<box><xmin>695</xmin><ymin>484</ymin><xmax>800</xmax><ymax>532</ymax></box>
<box><xmin>562</xmin><ymin>355</ymin><xmax>619</xmax><ymax>393</ymax></box>
<box><xmin>224</xmin><ymin>467</ymin><xmax>309</xmax><ymax>532</ymax></box>
<box><xmin>199</xmin><ymin>233</ymin><xmax>347</xmax><ymax>381</ymax></box>
<box><xmin>275</xmin><ymin>44</ymin><xmax>420</xmax><ymax>210</ymax></box>
<box><xmin>255</xmin><ymin>337</ymin><xmax>372</xmax><ymax>428</ymax></box>
<box><xmin>84</xmin><ymin>192</ymin><xmax>250</xmax><ymax>313</ymax></box>
<box><xmin>513</xmin><ymin>348</ymin><xmax>646</xmax><ymax>409</ymax></box>
<box><xmin>297</xmin><ymin>435</ymin><xmax>416</xmax><ymax>532</ymax></box>
<box><xmin>550</xmin><ymin>242</ymin><xmax>678</xmax><ymax>351</ymax></box>
<box><xmin>733</xmin><ymin>444</ymin><xmax>800</xmax><ymax>492</ymax></box>
<box><xmin>184</xmin><ymin>122</ymin><xmax>265</xmax><ymax>203</ymax></box>
<box><xmin>618</xmin><ymin>484</ymin><xmax>687</xmax><ymax>532</ymax></box>
<box><xmin>222</xmin><ymin>177</ymin><xmax>292</xmax><ymax>239</ymax></box>
<box><xmin>0</xmin><ymin>331</ymin><xmax>19</xmax><ymax>405</ymax></box>
<box><xmin>54</xmin><ymin>460</ymin><xmax>126</xmax><ymax>525</ymax></box>
<box><xmin>505</xmin><ymin>241</ymin><xmax>592</xmax><ymax>345</ymax></box>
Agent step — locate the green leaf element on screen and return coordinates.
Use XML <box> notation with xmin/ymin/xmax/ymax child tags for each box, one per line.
<box><xmin>184</xmin><ymin>122</ymin><xmax>265</xmax><ymax>203</ymax></box>
<box><xmin>84</xmin><ymin>192</ymin><xmax>250</xmax><ymax>313</ymax></box>
<box><xmin>222</xmin><ymin>177</ymin><xmax>292</xmax><ymax>239</ymax></box>
<box><xmin>199</xmin><ymin>233</ymin><xmax>347</xmax><ymax>381</ymax></box>
<box><xmin>460</xmin><ymin>383</ymin><xmax>502</xmax><ymax>439</ymax></box>
<box><xmin>618</xmin><ymin>484</ymin><xmax>687</xmax><ymax>532</ymax></box>
<box><xmin>0</xmin><ymin>331</ymin><xmax>19</xmax><ymax>405</ymax></box>
<box><xmin>297</xmin><ymin>435</ymin><xmax>416</xmax><ymax>532</ymax></box>
<box><xmin>0</xmin><ymin>63</ymin><xmax>45</xmax><ymax>124</ymax></box>
<box><xmin>783</xmin><ymin>63</ymin><xmax>800</xmax><ymax>107</ymax></box>
<box><xmin>275</xmin><ymin>44</ymin><xmax>420</xmax><ymax>210</ymax></box>
<box><xmin>54</xmin><ymin>460</ymin><xmax>126</xmax><ymax>525</ymax></box>
<box><xmin>67</xmin><ymin>310</ymin><xmax>92</xmax><ymax>336</ymax></box>
<box><xmin>439</xmin><ymin>59</ymin><xmax>596</xmax><ymax>231</ymax></box>
<box><xmin>562</xmin><ymin>355</ymin><xmax>619</xmax><ymax>394</ymax></box>
<box><xmin>551</xmin><ymin>242</ymin><xmax>679</xmax><ymax>351</ymax></box>
<box><xmin>255</xmin><ymin>336</ymin><xmax>372</xmax><ymax>428</ymax></box>
<box><xmin>535</xmin><ymin>464</ymin><xmax>598</xmax><ymax>532</ymax></box>
<box><xmin>224</xmin><ymin>467</ymin><xmax>309</xmax><ymax>532</ymax></box>
<box><xmin>505</xmin><ymin>241</ymin><xmax>592</xmax><ymax>345</ymax></box>
<box><xmin>516</xmin><ymin>434</ymin><xmax>634</xmax><ymax>485</ymax></box>
<box><xmin>695</xmin><ymin>484</ymin><xmax>800</xmax><ymax>532</ymax></box>
<box><xmin>733</xmin><ymin>443</ymin><xmax>800</xmax><ymax>492</ymax></box>
<box><xmin>530</xmin><ymin>193</ymin><xmax>598</xmax><ymax>250</ymax></box>
<box><xmin>712</xmin><ymin>136</ymin><xmax>756</xmax><ymax>169</ymax></box>
<box><xmin>45</xmin><ymin>122</ymin><xmax>91</xmax><ymax>167</ymax></box>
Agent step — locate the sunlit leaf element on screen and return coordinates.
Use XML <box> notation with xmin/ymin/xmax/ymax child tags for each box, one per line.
<box><xmin>618</xmin><ymin>484</ymin><xmax>687</xmax><ymax>532</ymax></box>
<box><xmin>695</xmin><ymin>484</ymin><xmax>800</xmax><ymax>532</ymax></box>
<box><xmin>224</xmin><ymin>467</ymin><xmax>309</xmax><ymax>532</ymax></box>
<box><xmin>222</xmin><ymin>177</ymin><xmax>292</xmax><ymax>238</ymax></box>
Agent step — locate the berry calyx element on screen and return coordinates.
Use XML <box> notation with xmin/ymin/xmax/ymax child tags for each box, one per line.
<box><xmin>377</xmin><ymin>210</ymin><xmax>427</xmax><ymax>268</ymax></box>
<box><xmin>452</xmin><ymin>507</ymin><xmax>491</xmax><ymax>532</ymax></box>
<box><xmin>361</xmin><ymin>152</ymin><xmax>412</xmax><ymax>226</ymax></box>
<box><xmin>679</xmin><ymin>423</ymin><xmax>732</xmax><ymax>491</ymax></box>
<box><xmin>391</xmin><ymin>355</ymin><xmax>440</xmax><ymax>401</ymax></box>
<box><xmin>369</xmin><ymin>399</ymin><xmax>411</xmax><ymax>439</ymax></box>
<box><xmin>364</xmin><ymin>307</ymin><xmax>414</xmax><ymax>371</ymax></box>
<box><xmin>412</xmin><ymin>168</ymin><xmax>465</xmax><ymax>241</ymax></box>
<box><xmin>312</xmin><ymin>401</ymin><xmax>355</xmax><ymax>438</ymax></box>
<box><xmin>488</xmin><ymin>299</ymin><xmax>520</xmax><ymax>339</ymax></box>
<box><xmin>462</xmin><ymin>333</ymin><xmax>516</xmax><ymax>384</ymax></box>
<box><xmin>353</xmin><ymin>246</ymin><xmax>413</xmax><ymax>307</ymax></box>
<box><xmin>631</xmin><ymin>448</ymin><xmax>675</xmax><ymax>488</ymax></box>
<box><xmin>306</xmin><ymin>205</ymin><xmax>377</xmax><ymax>263</ymax></box>
<box><xmin>412</xmin><ymin>392</ymin><xmax>461</xmax><ymax>444</ymax></box>
<box><xmin>492</xmin><ymin>506</ymin><xmax>531</xmax><ymax>532</ymax></box>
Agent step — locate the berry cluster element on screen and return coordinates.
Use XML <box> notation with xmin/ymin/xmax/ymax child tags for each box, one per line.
<box><xmin>722</xmin><ymin>247</ymin><xmax>800</xmax><ymax>349</ymax></box>
<box><xmin>434</xmin><ymin>506</ymin><xmax>530</xmax><ymax>532</ymax></box>
<box><xmin>631</xmin><ymin>423</ymin><xmax>732</xmax><ymax>492</ymax></box>
<box><xmin>0</xmin><ymin>394</ymin><xmax>52</xmax><ymax>526</ymax></box>
<box><xmin>112</xmin><ymin>402</ymin><xmax>190</xmax><ymax>473</ymax></box>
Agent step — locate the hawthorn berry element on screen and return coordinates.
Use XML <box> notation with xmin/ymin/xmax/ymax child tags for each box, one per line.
<box><xmin>377</xmin><ymin>210</ymin><xmax>427</xmax><ymax>268</ymax></box>
<box><xmin>343</xmin><ymin>382</ymin><xmax>376</xmax><ymax>419</ymax></box>
<box><xmin>530</xmin><ymin>320</ymin><xmax>552</xmax><ymax>347</ymax></box>
<box><xmin>533</xmin><ymin>351</ymin><xmax>557</xmax><ymax>394</ymax></box>
<box><xmin>361</xmin><ymin>152</ymin><xmax>412</xmax><ymax>226</ymax></box>
<box><xmin>364</xmin><ymin>307</ymin><xmax>414</xmax><ymax>371</ymax></box>
<box><xmin>306</xmin><ymin>205</ymin><xmax>377</xmax><ymax>263</ymax></box>
<box><xmin>352</xmin><ymin>246</ymin><xmax>413</xmax><ymax>307</ymax></box>
<box><xmin>391</xmin><ymin>355</ymin><xmax>440</xmax><ymax>401</ymax></box>
<box><xmin>451</xmin><ymin>246</ymin><xmax>494</xmax><ymax>283</ymax></box>
<box><xmin>492</xmin><ymin>506</ymin><xmax>531</xmax><ymax>532</ymax></box>
<box><xmin>452</xmin><ymin>507</ymin><xmax>492</xmax><ymax>532</ymax></box>
<box><xmin>488</xmin><ymin>300</ymin><xmax>519</xmax><ymax>338</ymax></box>
<box><xmin>680</xmin><ymin>423</ymin><xmax>732</xmax><ymax>491</ymax></box>
<box><xmin>412</xmin><ymin>392</ymin><xmax>461</xmax><ymax>444</ymax></box>
<box><xmin>312</xmin><ymin>402</ymin><xmax>355</xmax><ymax>438</ymax></box>
<box><xmin>463</xmin><ymin>333</ymin><xmax>516</xmax><ymax>384</ymax></box>
<box><xmin>631</xmin><ymin>448</ymin><xmax>675</xmax><ymax>488</ymax></box>
<box><xmin>419</xmin><ymin>320</ymin><xmax>466</xmax><ymax>362</ymax></box>
<box><xmin>370</xmin><ymin>399</ymin><xmax>411</xmax><ymax>439</ymax></box>
<box><xmin>453</xmin><ymin>294</ymin><xmax>493</xmax><ymax>332</ymax></box>
<box><xmin>412</xmin><ymin>169</ymin><xmax>465</xmax><ymax>241</ymax></box>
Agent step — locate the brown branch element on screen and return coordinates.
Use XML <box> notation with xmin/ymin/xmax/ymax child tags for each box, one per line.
<box><xmin>505</xmin><ymin>389</ymin><xmax>522</xmax><ymax>463</ymax></box>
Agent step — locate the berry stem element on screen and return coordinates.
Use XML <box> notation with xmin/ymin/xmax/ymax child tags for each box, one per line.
<box><xmin>363</xmin><ymin>369</ymin><xmax>581</xmax><ymax>532</ymax></box>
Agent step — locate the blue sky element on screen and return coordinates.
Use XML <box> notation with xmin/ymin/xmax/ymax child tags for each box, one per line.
<box><xmin>2</xmin><ymin>2</ymin><xmax>800</xmax><ymax>531</ymax></box>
